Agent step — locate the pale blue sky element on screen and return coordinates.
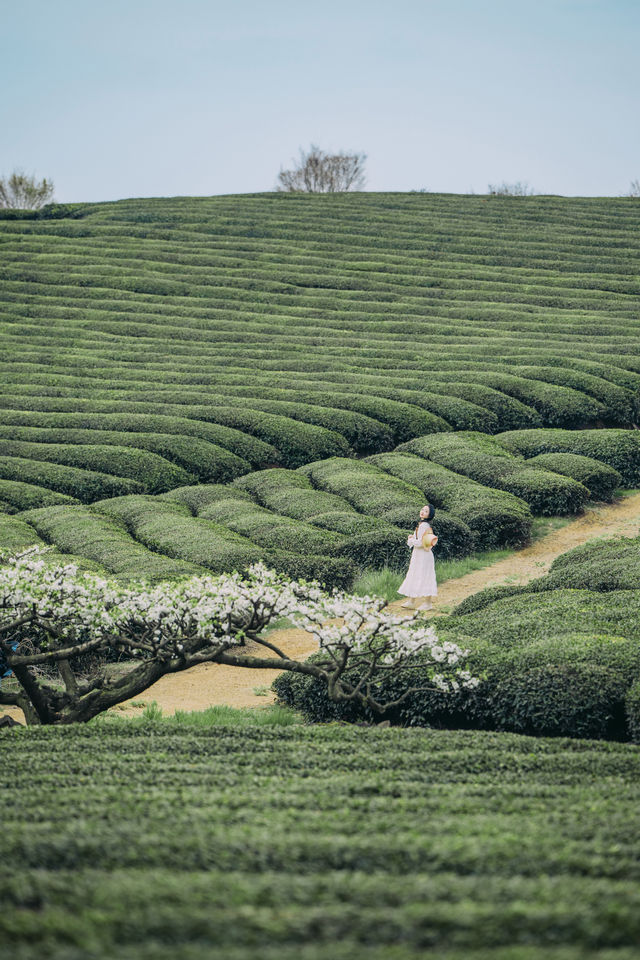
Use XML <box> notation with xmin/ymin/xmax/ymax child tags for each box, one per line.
<box><xmin>1</xmin><ymin>0</ymin><xmax>638</xmax><ymax>201</ymax></box>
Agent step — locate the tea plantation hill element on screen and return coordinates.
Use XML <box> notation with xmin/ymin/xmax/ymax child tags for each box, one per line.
<box><xmin>1</xmin><ymin>193</ymin><xmax>640</xmax><ymax>578</ymax></box>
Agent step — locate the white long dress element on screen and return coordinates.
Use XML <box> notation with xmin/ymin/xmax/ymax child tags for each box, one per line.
<box><xmin>398</xmin><ymin>521</ymin><xmax>438</xmax><ymax>598</ymax></box>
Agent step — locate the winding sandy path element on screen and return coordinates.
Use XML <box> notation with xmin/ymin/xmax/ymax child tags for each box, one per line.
<box><xmin>4</xmin><ymin>493</ymin><xmax>640</xmax><ymax>722</ymax></box>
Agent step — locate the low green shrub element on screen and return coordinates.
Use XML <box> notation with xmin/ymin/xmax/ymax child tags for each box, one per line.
<box><xmin>366</xmin><ymin>452</ymin><xmax>532</xmax><ymax>548</ymax></box>
<box><xmin>0</xmin><ymin>425</ymin><xmax>250</xmax><ymax>483</ymax></box>
<box><xmin>310</xmin><ymin>510</ymin><xmax>390</xmax><ymax>535</ymax></box>
<box><xmin>0</xmin><ymin>478</ymin><xmax>78</xmax><ymax>512</ymax></box>
<box><xmin>0</xmin><ymin>456</ymin><xmax>143</xmax><ymax>502</ymax></box>
<box><xmin>0</xmin><ymin>408</ymin><xmax>280</xmax><ymax>467</ymax></box>
<box><xmin>275</xmin><ymin>630</ymin><xmax>640</xmax><ymax>739</ymax></box>
<box><xmin>447</xmin><ymin>588</ymin><xmax>640</xmax><ymax>648</ymax></box>
<box><xmin>92</xmin><ymin>495</ymin><xmax>264</xmax><ymax>573</ymax></box>
<box><xmin>0</xmin><ymin>439</ymin><xmax>192</xmax><ymax>493</ymax></box>
<box><xmin>0</xmin><ymin>514</ymin><xmax>45</xmax><ymax>554</ymax></box>
<box><xmin>452</xmin><ymin>583</ymin><xmax>528</xmax><ymax>616</ymax></box>
<box><xmin>234</xmin><ymin>468</ymin><xmax>360</xmax><ymax>521</ymax></box>
<box><xmin>300</xmin><ymin>456</ymin><xmax>426</xmax><ymax>517</ymax></box>
<box><xmin>331</xmin><ymin>528</ymin><xmax>411</xmax><ymax>572</ymax></box>
<box><xmin>426</xmin><ymin>381</ymin><xmax>543</xmax><ymax>430</ymax></box>
<box><xmin>21</xmin><ymin>505</ymin><xmax>203</xmax><ymax>580</ymax></box>
<box><xmin>398</xmin><ymin>432</ymin><xmax>590</xmax><ymax>514</ymax></box>
<box><xmin>489</xmin><ymin>664</ymin><xmax>628</xmax><ymax>740</ymax></box>
<box><xmin>382</xmin><ymin>505</ymin><xmax>474</xmax><ymax>559</ymax></box>
<box><xmin>626</xmin><ymin>679</ymin><xmax>640</xmax><ymax>743</ymax></box>
<box><xmin>160</xmin><ymin>483</ymin><xmax>253</xmax><ymax>514</ymax></box>
<box><xmin>497</xmin><ymin>428</ymin><xmax>640</xmax><ymax>485</ymax></box>
<box><xmin>524</xmin><ymin>452</ymin><xmax>622</xmax><ymax>502</ymax></box>
<box><xmin>181</xmin><ymin>405</ymin><xmax>352</xmax><ymax>468</ymax></box>
<box><xmin>435</xmin><ymin>371</ymin><xmax>605</xmax><ymax>428</ymax></box>
<box><xmin>264</xmin><ymin>550</ymin><xmax>356</xmax><ymax>591</ymax></box>
<box><xmin>199</xmin><ymin>498</ymin><xmax>342</xmax><ymax>554</ymax></box>
<box><xmin>534</xmin><ymin>535</ymin><xmax>640</xmax><ymax>593</ymax></box>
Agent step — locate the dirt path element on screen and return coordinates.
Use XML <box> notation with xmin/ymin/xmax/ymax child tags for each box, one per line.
<box><xmin>5</xmin><ymin>492</ymin><xmax>640</xmax><ymax>722</ymax></box>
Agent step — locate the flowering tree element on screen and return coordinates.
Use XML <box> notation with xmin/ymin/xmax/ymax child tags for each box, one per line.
<box><xmin>0</xmin><ymin>549</ymin><xmax>477</xmax><ymax>726</ymax></box>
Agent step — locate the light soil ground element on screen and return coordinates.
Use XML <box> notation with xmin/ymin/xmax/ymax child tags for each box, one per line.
<box><xmin>5</xmin><ymin>493</ymin><xmax>640</xmax><ymax>722</ymax></box>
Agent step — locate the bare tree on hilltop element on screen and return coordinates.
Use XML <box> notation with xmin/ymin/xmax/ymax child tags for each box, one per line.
<box><xmin>627</xmin><ymin>179</ymin><xmax>640</xmax><ymax>198</ymax></box>
<box><xmin>0</xmin><ymin>170</ymin><xmax>55</xmax><ymax>210</ymax></box>
<box><xmin>487</xmin><ymin>181</ymin><xmax>536</xmax><ymax>197</ymax></box>
<box><xmin>277</xmin><ymin>144</ymin><xmax>367</xmax><ymax>193</ymax></box>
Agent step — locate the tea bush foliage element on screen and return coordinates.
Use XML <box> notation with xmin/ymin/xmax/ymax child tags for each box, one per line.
<box><xmin>3</xmin><ymin>724</ymin><xmax>640</xmax><ymax>957</ymax></box>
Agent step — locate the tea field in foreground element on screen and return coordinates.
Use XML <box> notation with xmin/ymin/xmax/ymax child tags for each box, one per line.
<box><xmin>2</xmin><ymin>723</ymin><xmax>640</xmax><ymax>959</ymax></box>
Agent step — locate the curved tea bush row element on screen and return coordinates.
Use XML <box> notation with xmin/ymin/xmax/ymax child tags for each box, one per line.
<box><xmin>234</xmin><ymin>467</ymin><xmax>361</xmax><ymax>523</ymax></box>
<box><xmin>398</xmin><ymin>431</ymin><xmax>590</xmax><ymax>514</ymax></box>
<box><xmin>454</xmin><ymin>534</ymin><xmax>640</xmax><ymax>617</ymax></box>
<box><xmin>0</xmin><ymin>455</ymin><xmax>142</xmax><ymax>502</ymax></box>
<box><xmin>497</xmin><ymin>429</ymin><xmax>640</xmax><ymax>485</ymax></box>
<box><xmin>0</xmin><ymin>408</ymin><xmax>280</xmax><ymax>467</ymax></box>
<box><xmin>164</xmin><ymin>483</ymin><xmax>424</xmax><ymax>572</ymax></box>
<box><xmin>0</xmin><ymin>478</ymin><xmax>78</xmax><ymax>513</ymax></box>
<box><xmin>0</xmin><ymin>425</ymin><xmax>250</xmax><ymax>483</ymax></box>
<box><xmin>524</xmin><ymin>452</ymin><xmax>622</xmax><ymax>501</ymax></box>
<box><xmin>298</xmin><ymin>457</ymin><xmax>475</xmax><ymax>557</ymax></box>
<box><xmin>0</xmin><ymin>514</ymin><xmax>46</xmax><ymax>555</ymax></box>
<box><xmin>91</xmin><ymin>495</ymin><xmax>355</xmax><ymax>590</ymax></box>
<box><xmin>200</xmin><ymin>497</ymin><xmax>343</xmax><ymax>555</ymax></box>
<box><xmin>364</xmin><ymin>453</ymin><xmax>532</xmax><ymax>548</ymax></box>
<box><xmin>0</xmin><ymin>439</ymin><xmax>192</xmax><ymax>493</ymax></box>
<box><xmin>22</xmin><ymin>505</ymin><xmax>203</xmax><ymax>581</ymax></box>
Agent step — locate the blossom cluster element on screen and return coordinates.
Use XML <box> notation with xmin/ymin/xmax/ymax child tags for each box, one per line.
<box><xmin>0</xmin><ymin>550</ymin><xmax>479</xmax><ymax>692</ymax></box>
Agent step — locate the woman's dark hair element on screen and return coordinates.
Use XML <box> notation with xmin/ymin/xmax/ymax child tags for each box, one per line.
<box><xmin>420</xmin><ymin>504</ymin><xmax>435</xmax><ymax>521</ymax></box>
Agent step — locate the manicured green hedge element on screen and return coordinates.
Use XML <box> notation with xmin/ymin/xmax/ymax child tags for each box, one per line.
<box><xmin>448</xmin><ymin>588</ymin><xmax>640</xmax><ymax>647</ymax></box>
<box><xmin>199</xmin><ymin>498</ymin><xmax>342</xmax><ymax>554</ymax></box>
<box><xmin>0</xmin><ymin>456</ymin><xmax>143</xmax><ymax>502</ymax></box>
<box><xmin>497</xmin><ymin>429</ymin><xmax>640</xmax><ymax>485</ymax></box>
<box><xmin>458</xmin><ymin>535</ymin><xmax>640</xmax><ymax>606</ymax></box>
<box><xmin>91</xmin><ymin>494</ymin><xmax>354</xmax><ymax>589</ymax></box>
<box><xmin>433</xmin><ymin>371</ymin><xmax>605</xmax><ymax>428</ymax></box>
<box><xmin>275</xmin><ymin>626</ymin><xmax>640</xmax><ymax>741</ymax></box>
<box><xmin>0</xmin><ymin>478</ymin><xmax>78</xmax><ymax>513</ymax></box>
<box><xmin>0</xmin><ymin>408</ymin><xmax>280</xmax><ymax>467</ymax></box>
<box><xmin>381</xmin><ymin>505</ymin><xmax>474</xmax><ymax>559</ymax></box>
<box><xmin>233</xmin><ymin>468</ymin><xmax>360</xmax><ymax>521</ymax></box>
<box><xmin>21</xmin><ymin>505</ymin><xmax>203</xmax><ymax>580</ymax></box>
<box><xmin>92</xmin><ymin>495</ymin><xmax>264</xmax><ymax>574</ymax></box>
<box><xmin>488</xmin><ymin>663</ymin><xmax>628</xmax><ymax>740</ymax></box>
<box><xmin>366</xmin><ymin>452</ymin><xmax>532</xmax><ymax>548</ymax></box>
<box><xmin>398</xmin><ymin>432</ymin><xmax>590</xmax><ymax>515</ymax></box>
<box><xmin>0</xmin><ymin>514</ymin><xmax>45</xmax><ymax>554</ymax></box>
<box><xmin>262</xmin><ymin>551</ymin><xmax>356</xmax><ymax>592</ymax></box>
<box><xmin>524</xmin><ymin>452</ymin><xmax>622</xmax><ymax>502</ymax></box>
<box><xmin>0</xmin><ymin>425</ymin><xmax>250</xmax><ymax>483</ymax></box>
<box><xmin>331</xmin><ymin>528</ymin><xmax>413</xmax><ymax>571</ymax></box>
<box><xmin>160</xmin><ymin>483</ymin><xmax>253</xmax><ymax>514</ymax></box>
<box><xmin>532</xmin><ymin>535</ymin><xmax>640</xmax><ymax>593</ymax></box>
<box><xmin>0</xmin><ymin>439</ymin><xmax>192</xmax><ymax>493</ymax></box>
<box><xmin>299</xmin><ymin>457</ymin><xmax>426</xmax><ymax>518</ymax></box>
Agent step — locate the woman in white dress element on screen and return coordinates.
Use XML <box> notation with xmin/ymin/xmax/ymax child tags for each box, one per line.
<box><xmin>398</xmin><ymin>504</ymin><xmax>438</xmax><ymax>611</ymax></box>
